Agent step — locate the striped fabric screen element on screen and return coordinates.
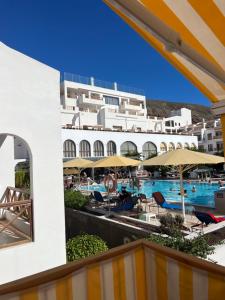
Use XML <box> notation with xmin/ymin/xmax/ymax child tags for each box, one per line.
<box><xmin>0</xmin><ymin>240</ymin><xmax>225</xmax><ymax>300</ymax></box>
<box><xmin>104</xmin><ymin>0</ymin><xmax>225</xmax><ymax>104</ymax></box>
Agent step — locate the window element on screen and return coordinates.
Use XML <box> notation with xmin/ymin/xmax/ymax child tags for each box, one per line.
<box><xmin>165</xmin><ymin>120</ymin><xmax>174</xmax><ymax>127</ymax></box>
<box><xmin>120</xmin><ymin>141</ymin><xmax>137</xmax><ymax>156</ymax></box>
<box><xmin>142</xmin><ymin>142</ymin><xmax>157</xmax><ymax>159</ymax></box>
<box><xmin>216</xmin><ymin>143</ymin><xmax>223</xmax><ymax>151</ymax></box>
<box><xmin>197</xmin><ymin>135</ymin><xmax>201</xmax><ymax>141</ymax></box>
<box><xmin>104</xmin><ymin>96</ymin><xmax>119</xmax><ymax>106</ymax></box>
<box><xmin>168</xmin><ymin>142</ymin><xmax>175</xmax><ymax>151</ymax></box>
<box><xmin>63</xmin><ymin>140</ymin><xmax>76</xmax><ymax>158</ymax></box>
<box><xmin>207</xmin><ymin>133</ymin><xmax>212</xmax><ymax>140</ymax></box>
<box><xmin>215</xmin><ymin>131</ymin><xmax>222</xmax><ymax>138</ymax></box>
<box><xmin>208</xmin><ymin>144</ymin><xmax>213</xmax><ymax>152</ymax></box>
<box><xmin>165</xmin><ymin>121</ymin><xmax>170</xmax><ymax>127</ymax></box>
<box><xmin>79</xmin><ymin>140</ymin><xmax>91</xmax><ymax>157</ymax></box>
<box><xmin>91</xmin><ymin>93</ymin><xmax>100</xmax><ymax>100</ymax></box>
<box><xmin>93</xmin><ymin>140</ymin><xmax>104</xmax><ymax>157</ymax></box>
<box><xmin>107</xmin><ymin>141</ymin><xmax>116</xmax><ymax>156</ymax></box>
<box><xmin>160</xmin><ymin>142</ymin><xmax>167</xmax><ymax>152</ymax></box>
<box><xmin>176</xmin><ymin>143</ymin><xmax>182</xmax><ymax>149</ymax></box>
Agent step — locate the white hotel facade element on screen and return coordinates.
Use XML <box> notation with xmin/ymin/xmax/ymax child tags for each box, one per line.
<box><xmin>60</xmin><ymin>73</ymin><xmax>198</xmax><ymax>160</ymax></box>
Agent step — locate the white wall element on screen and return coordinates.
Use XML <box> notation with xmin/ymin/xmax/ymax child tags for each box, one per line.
<box><xmin>100</xmin><ymin>108</ymin><xmax>148</xmax><ymax>131</ymax></box>
<box><xmin>62</xmin><ymin>128</ymin><xmax>198</xmax><ymax>157</ymax></box>
<box><xmin>14</xmin><ymin>136</ymin><xmax>29</xmax><ymax>160</ymax></box>
<box><xmin>0</xmin><ymin>42</ymin><xmax>66</xmax><ymax>284</ymax></box>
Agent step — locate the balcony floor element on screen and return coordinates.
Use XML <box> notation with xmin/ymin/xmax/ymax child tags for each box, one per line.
<box><xmin>0</xmin><ymin>221</ymin><xmax>28</xmax><ymax>249</ymax></box>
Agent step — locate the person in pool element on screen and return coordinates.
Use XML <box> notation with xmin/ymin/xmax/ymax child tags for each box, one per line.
<box><xmin>192</xmin><ymin>186</ymin><xmax>196</xmax><ymax>192</ymax></box>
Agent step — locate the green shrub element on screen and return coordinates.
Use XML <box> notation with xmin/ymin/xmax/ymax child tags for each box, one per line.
<box><xmin>147</xmin><ymin>232</ymin><xmax>214</xmax><ymax>259</ymax></box>
<box><xmin>15</xmin><ymin>170</ymin><xmax>30</xmax><ymax>189</ymax></box>
<box><xmin>159</xmin><ymin>213</ymin><xmax>184</xmax><ymax>235</ymax></box>
<box><xmin>64</xmin><ymin>190</ymin><xmax>89</xmax><ymax>210</ymax></box>
<box><xmin>66</xmin><ymin>234</ymin><xmax>108</xmax><ymax>261</ymax></box>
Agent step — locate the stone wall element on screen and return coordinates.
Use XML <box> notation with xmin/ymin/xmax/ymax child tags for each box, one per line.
<box><xmin>65</xmin><ymin>208</ymin><xmax>149</xmax><ymax>248</ymax></box>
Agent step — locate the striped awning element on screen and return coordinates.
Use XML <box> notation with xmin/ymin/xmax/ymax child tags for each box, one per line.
<box><xmin>104</xmin><ymin>0</ymin><xmax>225</xmax><ymax>104</ymax></box>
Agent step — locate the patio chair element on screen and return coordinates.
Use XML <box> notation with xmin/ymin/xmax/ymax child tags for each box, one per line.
<box><xmin>93</xmin><ymin>191</ymin><xmax>105</xmax><ymax>203</ymax></box>
<box><xmin>94</xmin><ymin>191</ymin><xmax>117</xmax><ymax>204</ymax></box>
<box><xmin>152</xmin><ymin>192</ymin><xmax>193</xmax><ymax>211</ymax></box>
<box><xmin>194</xmin><ymin>211</ymin><xmax>225</xmax><ymax>226</ymax></box>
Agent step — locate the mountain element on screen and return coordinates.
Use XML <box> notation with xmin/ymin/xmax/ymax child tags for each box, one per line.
<box><xmin>146</xmin><ymin>99</ymin><xmax>213</xmax><ymax>123</ymax></box>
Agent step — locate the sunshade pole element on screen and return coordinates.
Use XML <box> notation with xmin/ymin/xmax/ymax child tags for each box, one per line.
<box><xmin>179</xmin><ymin>165</ymin><xmax>185</xmax><ymax>220</ymax></box>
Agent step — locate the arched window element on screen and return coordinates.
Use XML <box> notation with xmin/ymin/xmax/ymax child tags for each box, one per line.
<box><xmin>94</xmin><ymin>140</ymin><xmax>104</xmax><ymax>157</ymax></box>
<box><xmin>107</xmin><ymin>141</ymin><xmax>116</xmax><ymax>156</ymax></box>
<box><xmin>168</xmin><ymin>142</ymin><xmax>175</xmax><ymax>151</ymax></box>
<box><xmin>79</xmin><ymin>140</ymin><xmax>91</xmax><ymax>157</ymax></box>
<box><xmin>142</xmin><ymin>142</ymin><xmax>157</xmax><ymax>159</ymax></box>
<box><xmin>191</xmin><ymin>143</ymin><xmax>196</xmax><ymax>149</ymax></box>
<box><xmin>184</xmin><ymin>143</ymin><xmax>189</xmax><ymax>149</ymax></box>
<box><xmin>120</xmin><ymin>141</ymin><xmax>137</xmax><ymax>156</ymax></box>
<box><xmin>176</xmin><ymin>143</ymin><xmax>182</xmax><ymax>149</ymax></box>
<box><xmin>63</xmin><ymin>140</ymin><xmax>76</xmax><ymax>158</ymax></box>
<box><xmin>160</xmin><ymin>142</ymin><xmax>167</xmax><ymax>152</ymax></box>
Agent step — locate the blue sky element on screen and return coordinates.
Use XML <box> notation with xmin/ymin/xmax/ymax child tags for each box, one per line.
<box><xmin>0</xmin><ymin>0</ymin><xmax>210</xmax><ymax>105</ymax></box>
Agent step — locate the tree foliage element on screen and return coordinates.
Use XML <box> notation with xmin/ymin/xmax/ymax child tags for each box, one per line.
<box><xmin>66</xmin><ymin>234</ymin><xmax>108</xmax><ymax>261</ymax></box>
<box><xmin>64</xmin><ymin>190</ymin><xmax>89</xmax><ymax>210</ymax></box>
<box><xmin>15</xmin><ymin>170</ymin><xmax>30</xmax><ymax>189</ymax></box>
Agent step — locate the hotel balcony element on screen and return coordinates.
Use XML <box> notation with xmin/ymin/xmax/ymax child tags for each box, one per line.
<box><xmin>121</xmin><ymin>102</ymin><xmax>143</xmax><ymax>111</ymax></box>
<box><xmin>1</xmin><ymin>239</ymin><xmax>225</xmax><ymax>299</ymax></box>
<box><xmin>108</xmin><ymin>109</ymin><xmax>145</xmax><ymax>119</ymax></box>
<box><xmin>213</xmin><ymin>135</ymin><xmax>222</xmax><ymax>140</ymax></box>
<box><xmin>78</xmin><ymin>94</ymin><xmax>104</xmax><ymax>107</ymax></box>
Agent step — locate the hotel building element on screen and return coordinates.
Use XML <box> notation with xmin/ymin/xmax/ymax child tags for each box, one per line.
<box><xmin>60</xmin><ymin>73</ymin><xmax>197</xmax><ymax>160</ymax></box>
<box><xmin>180</xmin><ymin>118</ymin><xmax>223</xmax><ymax>154</ymax></box>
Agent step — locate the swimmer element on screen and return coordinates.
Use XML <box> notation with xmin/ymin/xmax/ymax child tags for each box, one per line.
<box><xmin>219</xmin><ymin>180</ymin><xmax>223</xmax><ymax>187</ymax></box>
<box><xmin>192</xmin><ymin>186</ymin><xmax>196</xmax><ymax>192</ymax></box>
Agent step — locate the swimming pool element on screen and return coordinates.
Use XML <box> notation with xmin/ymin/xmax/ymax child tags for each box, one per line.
<box><xmin>81</xmin><ymin>180</ymin><xmax>220</xmax><ymax>207</ymax></box>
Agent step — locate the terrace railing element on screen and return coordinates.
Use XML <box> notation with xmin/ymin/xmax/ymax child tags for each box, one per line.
<box><xmin>0</xmin><ymin>187</ymin><xmax>33</xmax><ymax>246</ymax></box>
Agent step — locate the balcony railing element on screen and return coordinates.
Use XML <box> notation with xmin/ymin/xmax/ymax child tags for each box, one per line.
<box><xmin>61</xmin><ymin>73</ymin><xmax>145</xmax><ymax>95</ymax></box>
<box><xmin>0</xmin><ymin>187</ymin><xmax>33</xmax><ymax>248</ymax></box>
<box><xmin>121</xmin><ymin>102</ymin><xmax>143</xmax><ymax>111</ymax></box>
<box><xmin>0</xmin><ymin>239</ymin><xmax>225</xmax><ymax>299</ymax></box>
<box><xmin>78</xmin><ymin>94</ymin><xmax>104</xmax><ymax>106</ymax></box>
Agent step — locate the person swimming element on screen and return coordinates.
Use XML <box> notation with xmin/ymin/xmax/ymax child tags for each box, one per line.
<box><xmin>192</xmin><ymin>186</ymin><xmax>196</xmax><ymax>192</ymax></box>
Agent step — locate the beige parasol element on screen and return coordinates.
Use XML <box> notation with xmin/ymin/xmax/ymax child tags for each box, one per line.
<box><xmin>143</xmin><ymin>149</ymin><xmax>224</xmax><ymax>218</ymax></box>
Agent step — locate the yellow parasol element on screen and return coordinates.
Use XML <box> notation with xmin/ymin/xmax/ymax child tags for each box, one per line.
<box><xmin>89</xmin><ymin>156</ymin><xmax>140</xmax><ymax>169</ymax></box>
<box><xmin>63</xmin><ymin>158</ymin><xmax>93</xmax><ymax>183</ymax></box>
<box><xmin>143</xmin><ymin>149</ymin><xmax>224</xmax><ymax>218</ymax></box>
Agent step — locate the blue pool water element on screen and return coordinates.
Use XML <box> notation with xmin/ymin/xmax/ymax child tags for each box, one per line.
<box><xmin>81</xmin><ymin>180</ymin><xmax>220</xmax><ymax>207</ymax></box>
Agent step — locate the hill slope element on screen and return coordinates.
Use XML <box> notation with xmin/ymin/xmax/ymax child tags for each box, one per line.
<box><xmin>146</xmin><ymin>99</ymin><xmax>213</xmax><ymax>123</ymax></box>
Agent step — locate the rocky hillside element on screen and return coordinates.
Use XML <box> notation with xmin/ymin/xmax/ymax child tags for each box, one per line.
<box><xmin>146</xmin><ymin>99</ymin><xmax>213</xmax><ymax>123</ymax></box>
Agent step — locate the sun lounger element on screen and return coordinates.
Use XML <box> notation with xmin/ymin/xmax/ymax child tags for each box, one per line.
<box><xmin>194</xmin><ymin>211</ymin><xmax>225</xmax><ymax>226</ymax></box>
<box><xmin>152</xmin><ymin>192</ymin><xmax>193</xmax><ymax>212</ymax></box>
